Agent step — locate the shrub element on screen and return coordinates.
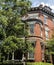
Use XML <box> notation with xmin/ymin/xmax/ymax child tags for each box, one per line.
<box><xmin>0</xmin><ymin>60</ymin><xmax>23</xmax><ymax>65</ymax></box>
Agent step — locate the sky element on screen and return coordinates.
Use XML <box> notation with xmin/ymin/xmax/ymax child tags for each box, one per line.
<box><xmin>30</xmin><ymin>0</ymin><xmax>54</xmax><ymax>12</ymax></box>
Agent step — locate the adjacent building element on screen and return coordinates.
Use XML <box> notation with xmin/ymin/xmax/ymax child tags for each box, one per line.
<box><xmin>22</xmin><ymin>4</ymin><xmax>54</xmax><ymax>62</ymax></box>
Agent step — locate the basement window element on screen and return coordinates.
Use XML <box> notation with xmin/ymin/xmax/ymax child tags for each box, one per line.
<box><xmin>28</xmin><ymin>51</ymin><xmax>34</xmax><ymax>60</ymax></box>
<box><xmin>27</xmin><ymin>39</ymin><xmax>36</xmax><ymax>60</ymax></box>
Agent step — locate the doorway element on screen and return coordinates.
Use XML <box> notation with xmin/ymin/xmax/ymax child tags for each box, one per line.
<box><xmin>52</xmin><ymin>54</ymin><xmax>54</xmax><ymax>64</ymax></box>
<box><xmin>14</xmin><ymin>49</ymin><xmax>23</xmax><ymax>60</ymax></box>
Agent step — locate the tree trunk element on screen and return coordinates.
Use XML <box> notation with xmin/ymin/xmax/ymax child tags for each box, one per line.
<box><xmin>22</xmin><ymin>53</ymin><xmax>26</xmax><ymax>61</ymax></box>
<box><xmin>0</xmin><ymin>53</ymin><xmax>2</xmax><ymax>61</ymax></box>
<box><xmin>50</xmin><ymin>54</ymin><xmax>53</xmax><ymax>63</ymax></box>
<box><xmin>7</xmin><ymin>53</ymin><xmax>9</xmax><ymax>61</ymax></box>
<box><xmin>22</xmin><ymin>53</ymin><xmax>24</xmax><ymax>61</ymax></box>
<box><xmin>12</xmin><ymin>52</ymin><xmax>14</xmax><ymax>60</ymax></box>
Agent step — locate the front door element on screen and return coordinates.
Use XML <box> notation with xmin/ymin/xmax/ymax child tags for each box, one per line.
<box><xmin>52</xmin><ymin>54</ymin><xmax>54</xmax><ymax>64</ymax></box>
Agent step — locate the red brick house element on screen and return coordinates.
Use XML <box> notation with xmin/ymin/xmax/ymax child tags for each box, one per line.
<box><xmin>22</xmin><ymin>5</ymin><xmax>54</xmax><ymax>62</ymax></box>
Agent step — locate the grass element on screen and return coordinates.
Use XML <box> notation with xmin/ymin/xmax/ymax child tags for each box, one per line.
<box><xmin>26</xmin><ymin>62</ymin><xmax>53</xmax><ymax>65</ymax></box>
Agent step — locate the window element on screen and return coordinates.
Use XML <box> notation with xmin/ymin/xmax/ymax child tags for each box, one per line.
<box><xmin>40</xmin><ymin>42</ymin><xmax>44</xmax><ymax>61</ymax></box>
<box><xmin>29</xmin><ymin>24</ymin><xmax>34</xmax><ymax>34</ymax></box>
<box><xmin>40</xmin><ymin>42</ymin><xmax>44</xmax><ymax>50</ymax></box>
<box><xmin>28</xmin><ymin>51</ymin><xmax>34</xmax><ymax>59</ymax></box>
<box><xmin>45</xmin><ymin>27</ymin><xmax>49</xmax><ymax>40</ymax></box>
<box><xmin>28</xmin><ymin>22</ymin><xmax>35</xmax><ymax>35</ymax></box>
<box><xmin>27</xmin><ymin>39</ymin><xmax>36</xmax><ymax>59</ymax></box>
<box><xmin>53</xmin><ymin>19</ymin><xmax>54</xmax><ymax>24</ymax></box>
<box><xmin>45</xmin><ymin>31</ymin><xmax>48</xmax><ymax>40</ymax></box>
<box><xmin>44</xmin><ymin>15</ymin><xmax>47</xmax><ymax>24</ymax></box>
<box><xmin>42</xmin><ymin>53</ymin><xmax>44</xmax><ymax>61</ymax></box>
<box><xmin>44</xmin><ymin>17</ymin><xmax>47</xmax><ymax>24</ymax></box>
<box><xmin>40</xmin><ymin>24</ymin><xmax>43</xmax><ymax>37</ymax></box>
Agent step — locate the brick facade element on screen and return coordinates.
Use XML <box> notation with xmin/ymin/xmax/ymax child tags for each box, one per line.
<box><xmin>22</xmin><ymin>5</ymin><xmax>54</xmax><ymax>62</ymax></box>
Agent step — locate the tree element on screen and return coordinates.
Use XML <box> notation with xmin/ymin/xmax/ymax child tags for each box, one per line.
<box><xmin>0</xmin><ymin>43</ymin><xmax>2</xmax><ymax>61</ymax></box>
<box><xmin>2</xmin><ymin>36</ymin><xmax>18</xmax><ymax>60</ymax></box>
<box><xmin>46</xmin><ymin>31</ymin><xmax>54</xmax><ymax>63</ymax></box>
<box><xmin>0</xmin><ymin>0</ymin><xmax>31</xmax><ymax>61</ymax></box>
<box><xmin>46</xmin><ymin>30</ymin><xmax>54</xmax><ymax>53</ymax></box>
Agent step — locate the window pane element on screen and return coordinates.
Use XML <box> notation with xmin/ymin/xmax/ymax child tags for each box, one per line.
<box><xmin>29</xmin><ymin>24</ymin><xmax>34</xmax><ymax>34</ymax></box>
<box><xmin>27</xmin><ymin>40</ymin><xmax>36</xmax><ymax>59</ymax></box>
<box><xmin>45</xmin><ymin>27</ymin><xmax>49</xmax><ymax>40</ymax></box>
<box><xmin>44</xmin><ymin>17</ymin><xmax>47</xmax><ymax>24</ymax></box>
<box><xmin>29</xmin><ymin>51</ymin><xmax>34</xmax><ymax>59</ymax></box>
<box><xmin>45</xmin><ymin>31</ymin><xmax>48</xmax><ymax>40</ymax></box>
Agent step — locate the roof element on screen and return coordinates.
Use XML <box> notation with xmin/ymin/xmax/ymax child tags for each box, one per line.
<box><xmin>28</xmin><ymin>5</ymin><xmax>54</xmax><ymax>18</ymax></box>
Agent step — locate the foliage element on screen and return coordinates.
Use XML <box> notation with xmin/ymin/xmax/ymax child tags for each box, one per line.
<box><xmin>2</xmin><ymin>36</ymin><xmax>18</xmax><ymax>53</ymax></box>
<box><xmin>46</xmin><ymin>34</ymin><xmax>54</xmax><ymax>54</ymax></box>
<box><xmin>0</xmin><ymin>0</ymin><xmax>32</xmax><ymax>61</ymax></box>
<box><xmin>0</xmin><ymin>28</ymin><xmax>6</xmax><ymax>40</ymax></box>
<box><xmin>0</xmin><ymin>0</ymin><xmax>31</xmax><ymax>37</ymax></box>
<box><xmin>26</xmin><ymin>40</ymin><xmax>34</xmax><ymax>52</ymax></box>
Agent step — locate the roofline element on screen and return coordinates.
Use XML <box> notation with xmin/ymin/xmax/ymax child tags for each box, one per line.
<box><xmin>28</xmin><ymin>6</ymin><xmax>54</xmax><ymax>18</ymax></box>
